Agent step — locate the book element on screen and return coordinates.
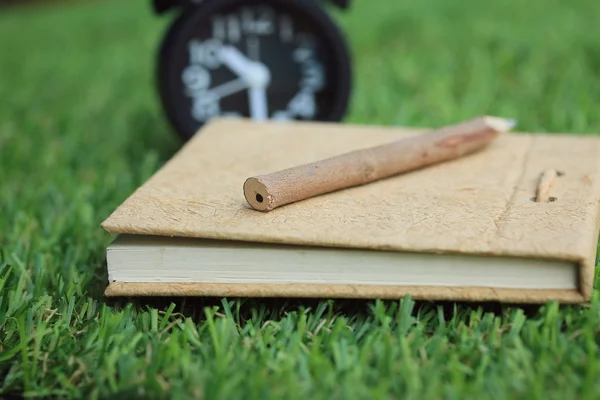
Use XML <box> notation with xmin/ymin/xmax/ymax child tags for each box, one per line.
<box><xmin>100</xmin><ymin>118</ymin><xmax>600</xmax><ymax>304</ymax></box>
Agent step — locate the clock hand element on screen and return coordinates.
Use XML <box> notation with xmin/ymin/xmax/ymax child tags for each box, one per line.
<box><xmin>218</xmin><ymin>45</ymin><xmax>256</xmax><ymax>83</ymax></box>
<box><xmin>218</xmin><ymin>45</ymin><xmax>271</xmax><ymax>120</ymax></box>
<box><xmin>248</xmin><ymin>86</ymin><xmax>268</xmax><ymax>120</ymax></box>
<box><xmin>219</xmin><ymin>45</ymin><xmax>271</xmax><ymax>88</ymax></box>
<box><xmin>208</xmin><ymin>78</ymin><xmax>248</xmax><ymax>99</ymax></box>
<box><xmin>246</xmin><ymin>62</ymin><xmax>270</xmax><ymax>120</ymax></box>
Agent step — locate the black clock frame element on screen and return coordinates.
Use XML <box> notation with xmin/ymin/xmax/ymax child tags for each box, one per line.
<box><xmin>152</xmin><ymin>0</ymin><xmax>353</xmax><ymax>141</ymax></box>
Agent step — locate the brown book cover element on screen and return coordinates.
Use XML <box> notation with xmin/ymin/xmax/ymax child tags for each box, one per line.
<box><xmin>101</xmin><ymin>118</ymin><xmax>600</xmax><ymax>303</ymax></box>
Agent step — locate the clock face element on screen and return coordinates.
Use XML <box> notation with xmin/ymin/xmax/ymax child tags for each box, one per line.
<box><xmin>158</xmin><ymin>0</ymin><xmax>352</xmax><ymax>140</ymax></box>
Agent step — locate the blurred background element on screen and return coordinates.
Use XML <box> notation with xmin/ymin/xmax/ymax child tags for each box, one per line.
<box><xmin>3</xmin><ymin>0</ymin><xmax>599</xmax><ymax>148</ymax></box>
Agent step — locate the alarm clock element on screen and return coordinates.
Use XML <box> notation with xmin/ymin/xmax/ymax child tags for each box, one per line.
<box><xmin>152</xmin><ymin>0</ymin><xmax>353</xmax><ymax>141</ymax></box>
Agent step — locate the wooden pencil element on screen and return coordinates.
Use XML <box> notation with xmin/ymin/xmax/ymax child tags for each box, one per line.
<box><xmin>243</xmin><ymin>116</ymin><xmax>516</xmax><ymax>212</ymax></box>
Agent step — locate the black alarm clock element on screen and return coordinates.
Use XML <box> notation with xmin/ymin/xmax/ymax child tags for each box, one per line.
<box><xmin>152</xmin><ymin>0</ymin><xmax>353</xmax><ymax>141</ymax></box>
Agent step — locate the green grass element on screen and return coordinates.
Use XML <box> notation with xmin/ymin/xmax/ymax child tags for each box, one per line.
<box><xmin>1</xmin><ymin>0</ymin><xmax>600</xmax><ymax>398</ymax></box>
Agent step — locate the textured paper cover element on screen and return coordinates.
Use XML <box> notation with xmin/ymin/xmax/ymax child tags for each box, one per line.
<box><xmin>101</xmin><ymin>119</ymin><xmax>600</xmax><ymax>302</ymax></box>
<box><xmin>104</xmin><ymin>282</ymin><xmax>585</xmax><ymax>304</ymax></box>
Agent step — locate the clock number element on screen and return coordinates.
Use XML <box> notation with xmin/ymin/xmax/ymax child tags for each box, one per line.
<box><xmin>212</xmin><ymin>15</ymin><xmax>241</xmax><ymax>42</ymax></box>
<box><xmin>272</xmin><ymin>35</ymin><xmax>325</xmax><ymax>120</ymax></box>
<box><xmin>293</xmin><ymin>35</ymin><xmax>316</xmax><ymax>63</ymax></box>
<box><xmin>191</xmin><ymin>92</ymin><xmax>220</xmax><ymax>122</ymax></box>
<box><xmin>300</xmin><ymin>59</ymin><xmax>324</xmax><ymax>92</ymax></box>
<box><xmin>271</xmin><ymin>91</ymin><xmax>316</xmax><ymax>120</ymax></box>
<box><xmin>271</xmin><ymin>90</ymin><xmax>317</xmax><ymax>120</ymax></box>
<box><xmin>240</xmin><ymin>6</ymin><xmax>274</xmax><ymax>36</ymax></box>
<box><xmin>293</xmin><ymin>47</ymin><xmax>312</xmax><ymax>63</ymax></box>
<box><xmin>289</xmin><ymin>91</ymin><xmax>316</xmax><ymax>119</ymax></box>
<box><xmin>288</xmin><ymin>90</ymin><xmax>316</xmax><ymax>119</ymax></box>
<box><xmin>293</xmin><ymin>35</ymin><xmax>324</xmax><ymax>92</ymax></box>
<box><xmin>213</xmin><ymin>8</ymin><xmax>274</xmax><ymax>41</ymax></box>
<box><xmin>188</xmin><ymin>39</ymin><xmax>223</xmax><ymax>69</ymax></box>
<box><xmin>181</xmin><ymin>65</ymin><xmax>211</xmax><ymax>95</ymax></box>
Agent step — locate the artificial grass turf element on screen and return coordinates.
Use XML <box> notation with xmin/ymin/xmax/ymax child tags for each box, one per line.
<box><xmin>1</xmin><ymin>0</ymin><xmax>600</xmax><ymax>398</ymax></box>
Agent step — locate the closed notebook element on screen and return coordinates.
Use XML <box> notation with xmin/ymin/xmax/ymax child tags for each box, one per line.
<box><xmin>100</xmin><ymin>118</ymin><xmax>600</xmax><ymax>304</ymax></box>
